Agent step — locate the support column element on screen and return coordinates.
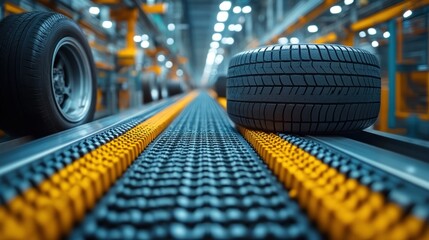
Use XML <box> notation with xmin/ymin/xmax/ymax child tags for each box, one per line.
<box><xmin>388</xmin><ymin>19</ymin><xmax>397</xmax><ymax>128</ymax></box>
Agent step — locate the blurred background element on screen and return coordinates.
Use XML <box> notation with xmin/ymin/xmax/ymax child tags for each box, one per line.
<box><xmin>0</xmin><ymin>0</ymin><xmax>428</xmax><ymax>140</ymax></box>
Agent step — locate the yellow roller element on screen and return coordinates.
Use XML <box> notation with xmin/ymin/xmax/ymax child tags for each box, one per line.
<box><xmin>0</xmin><ymin>92</ymin><xmax>197</xmax><ymax>239</ymax></box>
<box><xmin>217</xmin><ymin>97</ymin><xmax>429</xmax><ymax>240</ymax></box>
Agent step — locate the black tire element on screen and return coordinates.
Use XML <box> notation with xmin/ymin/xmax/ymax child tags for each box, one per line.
<box><xmin>0</xmin><ymin>12</ymin><xmax>96</xmax><ymax>136</ymax></box>
<box><xmin>167</xmin><ymin>81</ymin><xmax>183</xmax><ymax>96</ymax></box>
<box><xmin>214</xmin><ymin>76</ymin><xmax>227</xmax><ymax>97</ymax></box>
<box><xmin>143</xmin><ymin>80</ymin><xmax>158</xmax><ymax>103</ymax></box>
<box><xmin>227</xmin><ymin>44</ymin><xmax>381</xmax><ymax>134</ymax></box>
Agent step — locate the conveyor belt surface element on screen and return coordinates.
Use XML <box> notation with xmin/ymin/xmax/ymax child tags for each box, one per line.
<box><xmin>71</xmin><ymin>93</ymin><xmax>320</xmax><ymax>239</ymax></box>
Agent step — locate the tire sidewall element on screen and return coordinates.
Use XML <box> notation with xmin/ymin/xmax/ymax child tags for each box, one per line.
<box><xmin>35</xmin><ymin>17</ymin><xmax>96</xmax><ymax>130</ymax></box>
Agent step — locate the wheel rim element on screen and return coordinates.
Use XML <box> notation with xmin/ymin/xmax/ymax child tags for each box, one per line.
<box><xmin>51</xmin><ymin>37</ymin><xmax>92</xmax><ymax>123</ymax></box>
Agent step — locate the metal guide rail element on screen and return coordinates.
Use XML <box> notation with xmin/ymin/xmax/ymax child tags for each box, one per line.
<box><xmin>0</xmin><ymin>91</ymin><xmax>428</xmax><ymax>239</ymax></box>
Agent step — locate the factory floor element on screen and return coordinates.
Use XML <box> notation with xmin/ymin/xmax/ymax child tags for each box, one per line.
<box><xmin>0</xmin><ymin>91</ymin><xmax>428</xmax><ymax>239</ymax></box>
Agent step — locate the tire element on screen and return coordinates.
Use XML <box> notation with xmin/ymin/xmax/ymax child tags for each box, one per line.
<box><xmin>215</xmin><ymin>76</ymin><xmax>227</xmax><ymax>97</ymax></box>
<box><xmin>167</xmin><ymin>81</ymin><xmax>183</xmax><ymax>96</ymax></box>
<box><xmin>0</xmin><ymin>12</ymin><xmax>96</xmax><ymax>136</ymax></box>
<box><xmin>143</xmin><ymin>80</ymin><xmax>158</xmax><ymax>103</ymax></box>
<box><xmin>227</xmin><ymin>44</ymin><xmax>381</xmax><ymax>134</ymax></box>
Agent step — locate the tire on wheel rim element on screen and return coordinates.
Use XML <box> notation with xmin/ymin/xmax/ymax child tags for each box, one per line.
<box><xmin>0</xmin><ymin>12</ymin><xmax>96</xmax><ymax>136</ymax></box>
<box><xmin>226</xmin><ymin>44</ymin><xmax>381</xmax><ymax>134</ymax></box>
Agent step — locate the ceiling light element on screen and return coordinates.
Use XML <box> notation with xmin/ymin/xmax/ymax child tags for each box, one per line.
<box><xmin>235</xmin><ymin>24</ymin><xmax>242</xmax><ymax>32</ymax></box>
<box><xmin>383</xmin><ymin>31</ymin><xmax>390</xmax><ymax>38</ymax></box>
<box><xmin>367</xmin><ymin>28</ymin><xmax>376</xmax><ymax>35</ymax></box>
<box><xmin>157</xmin><ymin>54</ymin><xmax>165</xmax><ymax>62</ymax></box>
<box><xmin>102</xmin><ymin>21</ymin><xmax>112</xmax><ymax>29</ymax></box>
<box><xmin>307</xmin><ymin>25</ymin><xmax>318</xmax><ymax>33</ymax></box>
<box><xmin>233</xmin><ymin>6</ymin><xmax>241</xmax><ymax>14</ymax></box>
<box><xmin>89</xmin><ymin>7</ymin><xmax>100</xmax><ymax>15</ymax></box>
<box><xmin>212</xmin><ymin>33</ymin><xmax>222</xmax><ymax>41</ymax></box>
<box><xmin>359</xmin><ymin>31</ymin><xmax>366</xmax><ymax>38</ymax></box>
<box><xmin>242</xmin><ymin>6</ymin><xmax>251</xmax><ymax>14</ymax></box>
<box><xmin>215</xmin><ymin>55</ymin><xmax>224</xmax><ymax>65</ymax></box>
<box><xmin>219</xmin><ymin>1</ymin><xmax>232</xmax><ymax>11</ymax></box>
<box><xmin>140</xmin><ymin>40</ymin><xmax>149</xmax><ymax>48</ymax></box>
<box><xmin>206</xmin><ymin>49</ymin><xmax>217</xmax><ymax>65</ymax></box>
<box><xmin>403</xmin><ymin>10</ymin><xmax>412</xmax><ymax>18</ymax></box>
<box><xmin>210</xmin><ymin>41</ymin><xmax>220</xmax><ymax>49</ymax></box>
<box><xmin>176</xmin><ymin>69</ymin><xmax>183</xmax><ymax>76</ymax></box>
<box><xmin>228</xmin><ymin>24</ymin><xmax>235</xmax><ymax>31</ymax></box>
<box><xmin>371</xmin><ymin>40</ymin><xmax>379</xmax><ymax>47</ymax></box>
<box><xmin>141</xmin><ymin>34</ymin><xmax>149</xmax><ymax>41</ymax></box>
<box><xmin>214</xmin><ymin>23</ymin><xmax>225</xmax><ymax>32</ymax></box>
<box><xmin>290</xmin><ymin>37</ymin><xmax>299</xmax><ymax>44</ymax></box>
<box><xmin>166</xmin><ymin>38</ymin><xmax>174</xmax><ymax>45</ymax></box>
<box><xmin>167</xmin><ymin>23</ymin><xmax>175</xmax><ymax>31</ymax></box>
<box><xmin>221</xmin><ymin>37</ymin><xmax>234</xmax><ymax>45</ymax></box>
<box><xmin>278</xmin><ymin>37</ymin><xmax>288</xmax><ymax>44</ymax></box>
<box><xmin>344</xmin><ymin>0</ymin><xmax>354</xmax><ymax>5</ymax></box>
<box><xmin>133</xmin><ymin>35</ymin><xmax>142</xmax><ymax>42</ymax></box>
<box><xmin>165</xmin><ymin>61</ymin><xmax>173</xmax><ymax>68</ymax></box>
<box><xmin>330</xmin><ymin>5</ymin><xmax>342</xmax><ymax>14</ymax></box>
<box><xmin>217</xmin><ymin>11</ymin><xmax>229</xmax><ymax>22</ymax></box>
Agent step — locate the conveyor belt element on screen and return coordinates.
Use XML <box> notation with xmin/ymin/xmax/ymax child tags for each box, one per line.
<box><xmin>0</xmin><ymin>91</ymin><xmax>428</xmax><ymax>239</ymax></box>
<box><xmin>71</xmin><ymin>93</ymin><xmax>320</xmax><ymax>239</ymax></box>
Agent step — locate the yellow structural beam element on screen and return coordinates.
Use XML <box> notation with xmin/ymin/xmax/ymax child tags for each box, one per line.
<box><xmin>144</xmin><ymin>65</ymin><xmax>163</xmax><ymax>76</ymax></box>
<box><xmin>110</xmin><ymin>8</ymin><xmax>139</xmax><ymax>66</ymax></box>
<box><xmin>0</xmin><ymin>92</ymin><xmax>197</xmax><ymax>239</ymax></box>
<box><xmin>216</xmin><ymin>97</ymin><xmax>429</xmax><ymax>239</ymax></box>
<box><xmin>351</xmin><ymin>0</ymin><xmax>429</xmax><ymax>32</ymax></box>
<box><xmin>142</xmin><ymin>3</ymin><xmax>168</xmax><ymax>14</ymax></box>
<box><xmin>4</xmin><ymin>2</ymin><xmax>25</xmax><ymax>14</ymax></box>
<box><xmin>312</xmin><ymin>32</ymin><xmax>337</xmax><ymax>44</ymax></box>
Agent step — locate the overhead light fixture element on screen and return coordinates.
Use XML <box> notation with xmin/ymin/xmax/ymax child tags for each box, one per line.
<box><xmin>165</xmin><ymin>61</ymin><xmax>173</xmax><ymax>68</ymax></box>
<box><xmin>359</xmin><ymin>31</ymin><xmax>366</xmax><ymax>38</ymax></box>
<box><xmin>233</xmin><ymin>6</ymin><xmax>241</xmax><ymax>14</ymax></box>
<box><xmin>403</xmin><ymin>10</ymin><xmax>412</xmax><ymax>18</ymax></box>
<box><xmin>89</xmin><ymin>7</ymin><xmax>100</xmax><ymax>15</ymax></box>
<box><xmin>330</xmin><ymin>5</ymin><xmax>342</xmax><ymax>14</ymax></box>
<box><xmin>140</xmin><ymin>40</ymin><xmax>150</xmax><ymax>48</ymax></box>
<box><xmin>383</xmin><ymin>31</ymin><xmax>390</xmax><ymax>38</ymax></box>
<box><xmin>141</xmin><ymin>34</ymin><xmax>149</xmax><ymax>41</ymax></box>
<box><xmin>167</xmin><ymin>23</ymin><xmax>175</xmax><ymax>31</ymax></box>
<box><xmin>102</xmin><ymin>20</ymin><xmax>112</xmax><ymax>29</ymax></box>
<box><xmin>133</xmin><ymin>35</ymin><xmax>142</xmax><ymax>42</ymax></box>
<box><xmin>367</xmin><ymin>27</ymin><xmax>376</xmax><ymax>35</ymax></box>
<box><xmin>371</xmin><ymin>40</ymin><xmax>379</xmax><ymax>47</ymax></box>
<box><xmin>228</xmin><ymin>24</ymin><xmax>235</xmax><ymax>31</ymax></box>
<box><xmin>344</xmin><ymin>0</ymin><xmax>354</xmax><ymax>5</ymax></box>
<box><xmin>206</xmin><ymin>49</ymin><xmax>217</xmax><ymax>65</ymax></box>
<box><xmin>217</xmin><ymin>11</ymin><xmax>229</xmax><ymax>22</ymax></box>
<box><xmin>166</xmin><ymin>38</ymin><xmax>174</xmax><ymax>45</ymax></box>
<box><xmin>290</xmin><ymin>37</ymin><xmax>299</xmax><ymax>44</ymax></box>
<box><xmin>157</xmin><ymin>54</ymin><xmax>166</xmax><ymax>62</ymax></box>
<box><xmin>219</xmin><ymin>1</ymin><xmax>232</xmax><ymax>11</ymax></box>
<box><xmin>212</xmin><ymin>33</ymin><xmax>222</xmax><ymax>41</ymax></box>
<box><xmin>210</xmin><ymin>41</ymin><xmax>220</xmax><ymax>49</ymax></box>
<box><xmin>221</xmin><ymin>37</ymin><xmax>234</xmax><ymax>45</ymax></box>
<box><xmin>242</xmin><ymin>6</ymin><xmax>251</xmax><ymax>14</ymax></box>
<box><xmin>278</xmin><ymin>37</ymin><xmax>288</xmax><ymax>44</ymax></box>
<box><xmin>214</xmin><ymin>23</ymin><xmax>225</xmax><ymax>32</ymax></box>
<box><xmin>176</xmin><ymin>69</ymin><xmax>183</xmax><ymax>77</ymax></box>
<box><xmin>307</xmin><ymin>25</ymin><xmax>318</xmax><ymax>33</ymax></box>
<box><xmin>215</xmin><ymin>55</ymin><xmax>224</xmax><ymax>65</ymax></box>
<box><xmin>235</xmin><ymin>24</ymin><xmax>242</xmax><ymax>32</ymax></box>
